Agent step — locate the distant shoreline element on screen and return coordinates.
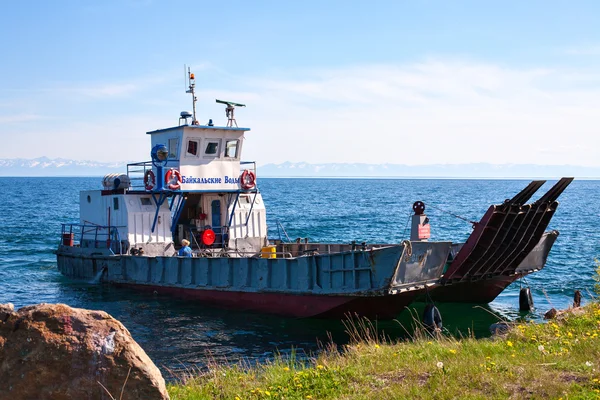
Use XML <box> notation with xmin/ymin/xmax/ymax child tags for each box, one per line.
<box><xmin>1</xmin><ymin>175</ymin><xmax>598</xmax><ymax>180</ymax></box>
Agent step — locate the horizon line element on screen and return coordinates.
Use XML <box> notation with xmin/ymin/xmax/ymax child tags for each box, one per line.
<box><xmin>0</xmin><ymin>175</ymin><xmax>596</xmax><ymax>180</ymax></box>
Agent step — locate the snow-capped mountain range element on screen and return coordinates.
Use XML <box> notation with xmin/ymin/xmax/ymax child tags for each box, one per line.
<box><xmin>0</xmin><ymin>157</ymin><xmax>598</xmax><ymax>178</ymax></box>
<box><xmin>0</xmin><ymin>157</ymin><xmax>128</xmax><ymax>176</ymax></box>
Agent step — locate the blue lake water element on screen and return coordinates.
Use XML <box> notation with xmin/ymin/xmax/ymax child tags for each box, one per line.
<box><xmin>1</xmin><ymin>177</ymin><xmax>598</xmax><ymax>371</ymax></box>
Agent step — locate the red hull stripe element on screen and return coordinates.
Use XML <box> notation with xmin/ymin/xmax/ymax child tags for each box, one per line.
<box><xmin>116</xmin><ymin>283</ymin><xmax>423</xmax><ymax>319</ymax></box>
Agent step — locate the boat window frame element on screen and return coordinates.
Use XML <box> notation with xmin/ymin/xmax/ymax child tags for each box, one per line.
<box><xmin>185</xmin><ymin>137</ymin><xmax>201</xmax><ymax>158</ymax></box>
<box><xmin>168</xmin><ymin>138</ymin><xmax>179</xmax><ymax>159</ymax></box>
<box><xmin>203</xmin><ymin>138</ymin><xmax>222</xmax><ymax>159</ymax></box>
<box><xmin>224</xmin><ymin>139</ymin><xmax>240</xmax><ymax>159</ymax></box>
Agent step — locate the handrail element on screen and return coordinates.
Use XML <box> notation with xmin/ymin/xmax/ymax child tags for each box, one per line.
<box><xmin>60</xmin><ymin>223</ymin><xmax>126</xmax><ymax>255</ymax></box>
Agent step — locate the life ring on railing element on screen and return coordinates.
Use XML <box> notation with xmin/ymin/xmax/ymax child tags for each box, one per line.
<box><xmin>144</xmin><ymin>170</ymin><xmax>156</xmax><ymax>190</ymax></box>
<box><xmin>165</xmin><ymin>168</ymin><xmax>182</xmax><ymax>190</ymax></box>
<box><xmin>240</xmin><ymin>170</ymin><xmax>256</xmax><ymax>190</ymax></box>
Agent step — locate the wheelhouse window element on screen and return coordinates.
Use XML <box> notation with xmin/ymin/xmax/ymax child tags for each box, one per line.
<box><xmin>113</xmin><ymin>197</ymin><xmax>119</xmax><ymax>210</ymax></box>
<box><xmin>225</xmin><ymin>140</ymin><xmax>239</xmax><ymax>159</ymax></box>
<box><xmin>168</xmin><ymin>138</ymin><xmax>179</xmax><ymax>159</ymax></box>
<box><xmin>186</xmin><ymin>139</ymin><xmax>199</xmax><ymax>157</ymax></box>
<box><xmin>140</xmin><ymin>197</ymin><xmax>152</xmax><ymax>206</ymax></box>
<box><xmin>204</xmin><ymin>139</ymin><xmax>221</xmax><ymax>157</ymax></box>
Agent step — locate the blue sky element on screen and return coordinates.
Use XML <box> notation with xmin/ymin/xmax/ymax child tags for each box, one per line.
<box><xmin>1</xmin><ymin>1</ymin><xmax>600</xmax><ymax>166</ymax></box>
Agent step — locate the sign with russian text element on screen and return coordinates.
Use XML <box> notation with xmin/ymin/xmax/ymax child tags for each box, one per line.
<box><xmin>418</xmin><ymin>223</ymin><xmax>431</xmax><ymax>239</ymax></box>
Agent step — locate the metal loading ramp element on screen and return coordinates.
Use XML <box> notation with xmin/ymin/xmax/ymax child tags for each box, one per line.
<box><xmin>441</xmin><ymin>177</ymin><xmax>573</xmax><ymax>284</ymax></box>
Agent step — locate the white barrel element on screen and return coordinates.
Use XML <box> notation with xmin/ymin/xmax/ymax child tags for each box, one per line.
<box><xmin>102</xmin><ymin>173</ymin><xmax>131</xmax><ymax>190</ymax></box>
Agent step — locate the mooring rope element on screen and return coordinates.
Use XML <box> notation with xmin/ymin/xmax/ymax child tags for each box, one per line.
<box><xmin>425</xmin><ymin>202</ymin><xmax>478</xmax><ymax>227</ymax></box>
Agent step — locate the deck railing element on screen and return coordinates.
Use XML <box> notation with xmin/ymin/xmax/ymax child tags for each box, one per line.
<box><xmin>60</xmin><ymin>223</ymin><xmax>126</xmax><ymax>255</ymax></box>
<box><xmin>126</xmin><ymin>161</ymin><xmax>154</xmax><ymax>190</ymax></box>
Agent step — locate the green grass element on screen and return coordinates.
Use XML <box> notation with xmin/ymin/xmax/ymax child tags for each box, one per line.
<box><xmin>168</xmin><ymin>302</ymin><xmax>600</xmax><ymax>399</ymax></box>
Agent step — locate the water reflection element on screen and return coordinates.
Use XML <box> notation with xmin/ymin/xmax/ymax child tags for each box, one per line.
<box><xmin>51</xmin><ymin>279</ymin><xmax>543</xmax><ymax>373</ymax></box>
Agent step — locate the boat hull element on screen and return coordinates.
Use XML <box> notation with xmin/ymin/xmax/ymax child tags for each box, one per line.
<box><xmin>115</xmin><ymin>282</ymin><xmax>423</xmax><ymax>319</ymax></box>
<box><xmin>56</xmin><ymin>241</ymin><xmax>451</xmax><ymax>319</ymax></box>
<box><xmin>428</xmin><ymin>274</ymin><xmax>518</xmax><ymax>304</ymax></box>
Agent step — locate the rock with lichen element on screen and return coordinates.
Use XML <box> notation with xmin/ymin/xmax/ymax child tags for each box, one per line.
<box><xmin>0</xmin><ymin>303</ymin><xmax>169</xmax><ymax>400</ymax></box>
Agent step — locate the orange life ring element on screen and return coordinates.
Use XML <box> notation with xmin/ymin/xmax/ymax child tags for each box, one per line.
<box><xmin>165</xmin><ymin>168</ymin><xmax>182</xmax><ymax>190</ymax></box>
<box><xmin>240</xmin><ymin>170</ymin><xmax>256</xmax><ymax>190</ymax></box>
<box><xmin>144</xmin><ymin>170</ymin><xmax>156</xmax><ymax>190</ymax></box>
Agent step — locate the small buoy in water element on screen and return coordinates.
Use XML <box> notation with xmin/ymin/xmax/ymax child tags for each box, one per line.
<box><xmin>573</xmin><ymin>290</ymin><xmax>582</xmax><ymax>308</ymax></box>
<box><xmin>519</xmin><ymin>287</ymin><xmax>534</xmax><ymax>312</ymax></box>
<box><xmin>422</xmin><ymin>303</ymin><xmax>443</xmax><ymax>332</ymax></box>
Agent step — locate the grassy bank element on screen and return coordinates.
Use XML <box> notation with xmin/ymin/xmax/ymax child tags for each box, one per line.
<box><xmin>168</xmin><ymin>302</ymin><xmax>600</xmax><ymax>399</ymax></box>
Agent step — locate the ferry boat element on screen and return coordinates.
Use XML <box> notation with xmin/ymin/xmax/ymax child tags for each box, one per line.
<box><xmin>56</xmin><ymin>71</ymin><xmax>572</xmax><ymax>319</ymax></box>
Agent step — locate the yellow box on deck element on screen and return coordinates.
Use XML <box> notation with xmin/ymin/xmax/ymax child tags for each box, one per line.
<box><xmin>261</xmin><ymin>246</ymin><xmax>276</xmax><ymax>259</ymax></box>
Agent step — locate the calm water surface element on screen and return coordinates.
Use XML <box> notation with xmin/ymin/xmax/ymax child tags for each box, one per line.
<box><xmin>1</xmin><ymin>177</ymin><xmax>598</xmax><ymax>371</ymax></box>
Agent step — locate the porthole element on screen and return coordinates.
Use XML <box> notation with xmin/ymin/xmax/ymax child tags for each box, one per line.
<box><xmin>87</xmin><ymin>195</ymin><xmax>91</xmax><ymax>203</ymax></box>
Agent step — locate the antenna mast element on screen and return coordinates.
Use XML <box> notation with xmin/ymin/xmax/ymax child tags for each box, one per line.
<box><xmin>185</xmin><ymin>67</ymin><xmax>199</xmax><ymax>125</ymax></box>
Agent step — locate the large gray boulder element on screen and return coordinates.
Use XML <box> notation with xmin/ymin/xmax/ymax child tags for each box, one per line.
<box><xmin>0</xmin><ymin>303</ymin><xmax>169</xmax><ymax>400</ymax></box>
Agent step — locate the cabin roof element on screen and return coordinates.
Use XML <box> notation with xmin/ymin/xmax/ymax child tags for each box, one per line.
<box><xmin>146</xmin><ymin>125</ymin><xmax>250</xmax><ymax>135</ymax></box>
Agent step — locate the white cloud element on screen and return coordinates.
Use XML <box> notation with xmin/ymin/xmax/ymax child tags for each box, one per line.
<box><xmin>238</xmin><ymin>60</ymin><xmax>600</xmax><ymax>167</ymax></box>
<box><xmin>3</xmin><ymin>59</ymin><xmax>600</xmax><ymax>167</ymax></box>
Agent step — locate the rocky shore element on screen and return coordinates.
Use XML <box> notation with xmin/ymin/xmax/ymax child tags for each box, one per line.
<box><xmin>0</xmin><ymin>303</ymin><xmax>169</xmax><ymax>400</ymax></box>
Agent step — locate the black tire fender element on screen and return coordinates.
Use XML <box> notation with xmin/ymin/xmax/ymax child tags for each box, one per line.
<box><xmin>423</xmin><ymin>303</ymin><xmax>443</xmax><ymax>331</ymax></box>
<box><xmin>519</xmin><ymin>287</ymin><xmax>534</xmax><ymax>312</ymax></box>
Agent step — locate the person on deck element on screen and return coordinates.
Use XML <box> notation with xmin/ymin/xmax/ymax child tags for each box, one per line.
<box><xmin>178</xmin><ymin>239</ymin><xmax>192</xmax><ymax>257</ymax></box>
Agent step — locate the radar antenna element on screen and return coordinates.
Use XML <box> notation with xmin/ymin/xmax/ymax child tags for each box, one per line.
<box><xmin>216</xmin><ymin>99</ymin><xmax>246</xmax><ymax>127</ymax></box>
<box><xmin>185</xmin><ymin>67</ymin><xmax>199</xmax><ymax>125</ymax></box>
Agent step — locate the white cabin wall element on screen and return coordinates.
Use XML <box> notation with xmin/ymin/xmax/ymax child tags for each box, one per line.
<box><xmin>147</xmin><ymin>126</ymin><xmax>249</xmax><ymax>191</ymax></box>
<box><xmin>228</xmin><ymin>194</ymin><xmax>267</xmax><ymax>250</ymax></box>
<box><xmin>178</xmin><ymin>127</ymin><xmax>246</xmax><ymax>191</ymax></box>
<box><xmin>124</xmin><ymin>194</ymin><xmax>172</xmax><ymax>246</ymax></box>
<box><xmin>80</xmin><ymin>190</ymin><xmax>102</xmax><ymax>225</ymax></box>
<box><xmin>79</xmin><ymin>191</ymin><xmax>129</xmax><ymax>243</ymax></box>
<box><xmin>149</xmin><ymin>128</ymin><xmax>184</xmax><ymax>168</ymax></box>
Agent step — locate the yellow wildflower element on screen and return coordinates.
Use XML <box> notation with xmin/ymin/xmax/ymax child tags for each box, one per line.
<box><xmin>449</xmin><ymin>349</ymin><xmax>457</xmax><ymax>354</ymax></box>
<box><xmin>375</xmin><ymin>344</ymin><xmax>380</xmax><ymax>349</ymax></box>
<box><xmin>317</xmin><ymin>365</ymin><xmax>325</xmax><ymax>370</ymax></box>
<box><xmin>507</xmin><ymin>341</ymin><xmax>513</xmax><ymax>347</ymax></box>
<box><xmin>283</xmin><ymin>367</ymin><xmax>290</xmax><ymax>371</ymax></box>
